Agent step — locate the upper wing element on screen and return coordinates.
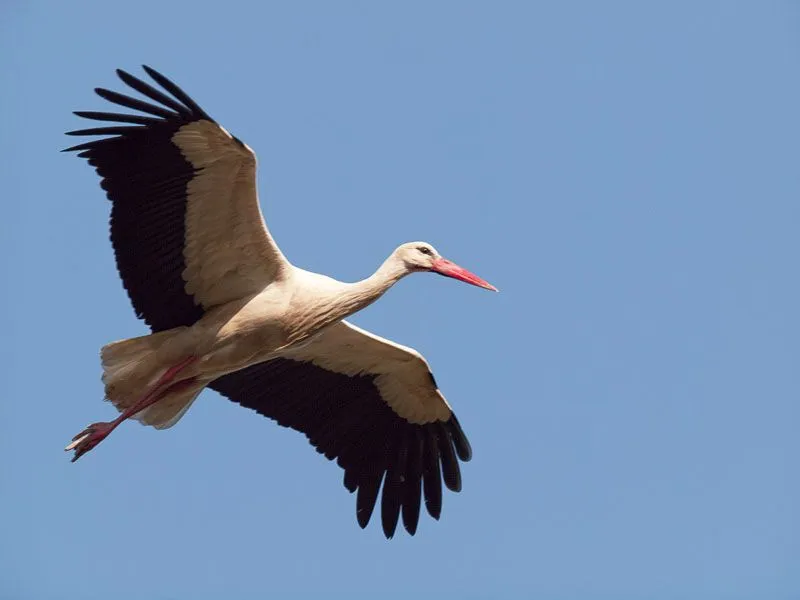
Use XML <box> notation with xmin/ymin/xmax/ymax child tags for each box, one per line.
<box><xmin>208</xmin><ymin>321</ymin><xmax>472</xmax><ymax>538</ymax></box>
<box><xmin>65</xmin><ymin>66</ymin><xmax>289</xmax><ymax>332</ymax></box>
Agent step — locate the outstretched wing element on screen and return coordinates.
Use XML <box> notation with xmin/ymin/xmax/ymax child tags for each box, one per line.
<box><xmin>65</xmin><ymin>66</ymin><xmax>289</xmax><ymax>332</ymax></box>
<box><xmin>209</xmin><ymin>321</ymin><xmax>472</xmax><ymax>538</ymax></box>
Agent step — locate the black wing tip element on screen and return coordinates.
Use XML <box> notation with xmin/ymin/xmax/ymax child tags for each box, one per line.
<box><xmin>72</xmin><ymin>66</ymin><xmax>211</xmax><ymax>128</ymax></box>
<box><xmin>343</xmin><ymin>470</ymin><xmax>358</xmax><ymax>493</ymax></box>
<box><xmin>141</xmin><ymin>64</ymin><xmax>161</xmax><ymax>79</ymax></box>
<box><xmin>137</xmin><ymin>64</ymin><xmax>214</xmax><ymax>122</ymax></box>
<box><xmin>382</xmin><ymin>522</ymin><xmax>398</xmax><ymax>539</ymax></box>
<box><xmin>343</xmin><ymin>417</ymin><xmax>471</xmax><ymax>537</ymax></box>
<box><xmin>448</xmin><ymin>413</ymin><xmax>473</xmax><ymax>462</ymax></box>
<box><xmin>403</xmin><ymin>521</ymin><xmax>419</xmax><ymax>536</ymax></box>
<box><xmin>380</xmin><ymin>488</ymin><xmax>402</xmax><ymax>539</ymax></box>
<box><xmin>66</xmin><ymin>65</ymin><xmax>222</xmax><ymax>160</ymax></box>
<box><xmin>381</xmin><ymin>514</ymin><xmax>401</xmax><ymax>539</ymax></box>
<box><xmin>356</xmin><ymin>509</ymin><xmax>371</xmax><ymax>529</ymax></box>
<box><xmin>65</xmin><ymin>126</ymin><xmax>142</xmax><ymax>137</ymax></box>
<box><xmin>62</xmin><ymin>140</ymin><xmax>97</xmax><ymax>153</ymax></box>
<box><xmin>426</xmin><ymin>505</ymin><xmax>442</xmax><ymax>521</ymax></box>
<box><xmin>114</xmin><ymin>68</ymin><xmax>145</xmax><ymax>90</ymax></box>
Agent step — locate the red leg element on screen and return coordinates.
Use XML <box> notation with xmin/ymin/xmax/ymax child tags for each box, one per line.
<box><xmin>66</xmin><ymin>356</ymin><xmax>198</xmax><ymax>462</ymax></box>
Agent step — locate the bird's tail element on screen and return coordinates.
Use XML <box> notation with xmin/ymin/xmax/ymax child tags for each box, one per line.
<box><xmin>100</xmin><ymin>328</ymin><xmax>202</xmax><ymax>430</ymax></box>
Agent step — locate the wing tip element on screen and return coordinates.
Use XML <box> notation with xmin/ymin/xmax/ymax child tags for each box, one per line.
<box><xmin>402</xmin><ymin>521</ymin><xmax>419</xmax><ymax>536</ymax></box>
<box><xmin>61</xmin><ymin>140</ymin><xmax>95</xmax><ymax>153</ymax></box>
<box><xmin>356</xmin><ymin>509</ymin><xmax>371</xmax><ymax>530</ymax></box>
<box><xmin>426</xmin><ymin>504</ymin><xmax>442</xmax><ymax>521</ymax></box>
<box><xmin>448</xmin><ymin>413</ymin><xmax>473</xmax><ymax>462</ymax></box>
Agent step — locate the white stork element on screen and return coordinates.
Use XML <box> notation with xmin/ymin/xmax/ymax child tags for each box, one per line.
<box><xmin>64</xmin><ymin>66</ymin><xmax>497</xmax><ymax>538</ymax></box>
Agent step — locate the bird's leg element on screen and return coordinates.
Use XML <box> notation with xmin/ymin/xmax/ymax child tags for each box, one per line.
<box><xmin>66</xmin><ymin>356</ymin><xmax>198</xmax><ymax>462</ymax></box>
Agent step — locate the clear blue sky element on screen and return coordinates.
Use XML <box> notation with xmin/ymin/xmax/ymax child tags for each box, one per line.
<box><xmin>1</xmin><ymin>2</ymin><xmax>798</xmax><ymax>598</ymax></box>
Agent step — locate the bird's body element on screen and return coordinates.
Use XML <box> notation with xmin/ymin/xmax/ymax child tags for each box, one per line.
<box><xmin>64</xmin><ymin>66</ymin><xmax>496</xmax><ymax>538</ymax></box>
<box><xmin>102</xmin><ymin>254</ymin><xmax>423</xmax><ymax>428</ymax></box>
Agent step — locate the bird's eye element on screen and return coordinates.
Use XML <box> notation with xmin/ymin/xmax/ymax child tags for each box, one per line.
<box><xmin>418</xmin><ymin>247</ymin><xmax>432</xmax><ymax>256</ymax></box>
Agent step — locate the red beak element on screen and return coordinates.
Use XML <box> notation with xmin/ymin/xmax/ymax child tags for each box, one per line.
<box><xmin>430</xmin><ymin>258</ymin><xmax>498</xmax><ymax>292</ymax></box>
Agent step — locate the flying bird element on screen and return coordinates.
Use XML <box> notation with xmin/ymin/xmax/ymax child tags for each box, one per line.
<box><xmin>64</xmin><ymin>66</ymin><xmax>496</xmax><ymax>538</ymax></box>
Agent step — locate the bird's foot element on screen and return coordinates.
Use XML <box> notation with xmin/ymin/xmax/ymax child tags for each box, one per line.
<box><xmin>65</xmin><ymin>422</ymin><xmax>115</xmax><ymax>462</ymax></box>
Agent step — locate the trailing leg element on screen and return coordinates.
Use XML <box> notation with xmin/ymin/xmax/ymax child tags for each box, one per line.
<box><xmin>66</xmin><ymin>356</ymin><xmax>197</xmax><ymax>462</ymax></box>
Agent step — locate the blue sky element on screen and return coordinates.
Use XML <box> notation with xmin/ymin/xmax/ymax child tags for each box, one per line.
<box><xmin>1</xmin><ymin>2</ymin><xmax>798</xmax><ymax>598</ymax></box>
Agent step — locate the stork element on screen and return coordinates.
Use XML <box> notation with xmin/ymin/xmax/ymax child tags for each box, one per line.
<box><xmin>64</xmin><ymin>66</ymin><xmax>497</xmax><ymax>538</ymax></box>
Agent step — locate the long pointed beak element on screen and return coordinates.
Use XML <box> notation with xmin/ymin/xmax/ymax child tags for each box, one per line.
<box><xmin>430</xmin><ymin>258</ymin><xmax>498</xmax><ymax>292</ymax></box>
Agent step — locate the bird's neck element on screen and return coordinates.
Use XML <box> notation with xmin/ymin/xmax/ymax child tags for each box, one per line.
<box><xmin>344</xmin><ymin>256</ymin><xmax>409</xmax><ymax>314</ymax></box>
<box><xmin>349</xmin><ymin>257</ymin><xmax>408</xmax><ymax>304</ymax></box>
<box><xmin>289</xmin><ymin>258</ymin><xmax>408</xmax><ymax>344</ymax></box>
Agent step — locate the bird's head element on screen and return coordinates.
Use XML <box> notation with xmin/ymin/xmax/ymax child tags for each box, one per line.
<box><xmin>394</xmin><ymin>241</ymin><xmax>497</xmax><ymax>292</ymax></box>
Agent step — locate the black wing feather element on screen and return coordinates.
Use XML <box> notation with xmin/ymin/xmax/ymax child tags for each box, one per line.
<box><xmin>380</xmin><ymin>428</ymin><xmax>406</xmax><ymax>538</ymax></box>
<box><xmin>65</xmin><ymin>66</ymin><xmax>217</xmax><ymax>331</ymax></box>
<box><xmin>401</xmin><ymin>428</ymin><xmax>424</xmax><ymax>535</ymax></box>
<box><xmin>93</xmin><ymin>87</ymin><xmax>179</xmax><ymax>119</ymax></box>
<box><xmin>209</xmin><ymin>358</ymin><xmax>471</xmax><ymax>538</ymax></box>
<box><xmin>65</xmin><ymin>126</ymin><xmax>146</xmax><ymax>137</ymax></box>
<box><xmin>142</xmin><ymin>64</ymin><xmax>212</xmax><ymax>120</ymax></box>
<box><xmin>436</xmin><ymin>422</ymin><xmax>462</xmax><ymax>493</ymax></box>
<box><xmin>422</xmin><ymin>428</ymin><xmax>443</xmax><ymax>520</ymax></box>
<box><xmin>448</xmin><ymin>414</ymin><xmax>473</xmax><ymax>461</ymax></box>
<box><xmin>73</xmin><ymin>110</ymin><xmax>160</xmax><ymax>126</ymax></box>
<box><xmin>115</xmin><ymin>69</ymin><xmax>193</xmax><ymax>117</ymax></box>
